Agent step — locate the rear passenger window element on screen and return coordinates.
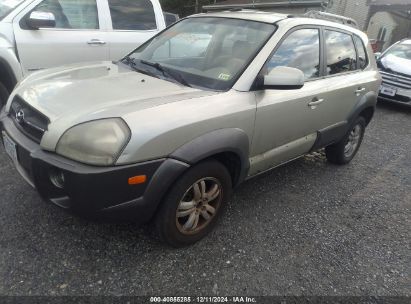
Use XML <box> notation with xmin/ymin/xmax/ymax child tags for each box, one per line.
<box><xmin>265</xmin><ymin>28</ymin><xmax>320</xmax><ymax>80</ymax></box>
<box><xmin>325</xmin><ymin>30</ymin><xmax>357</xmax><ymax>75</ymax></box>
<box><xmin>108</xmin><ymin>0</ymin><xmax>156</xmax><ymax>30</ymax></box>
<box><xmin>353</xmin><ymin>35</ymin><xmax>368</xmax><ymax>69</ymax></box>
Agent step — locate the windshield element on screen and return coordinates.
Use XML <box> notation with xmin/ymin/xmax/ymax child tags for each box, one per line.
<box><xmin>383</xmin><ymin>43</ymin><xmax>411</xmax><ymax>60</ymax></box>
<box><xmin>0</xmin><ymin>0</ymin><xmax>24</xmax><ymax>20</ymax></box>
<box><xmin>123</xmin><ymin>17</ymin><xmax>276</xmax><ymax>91</ymax></box>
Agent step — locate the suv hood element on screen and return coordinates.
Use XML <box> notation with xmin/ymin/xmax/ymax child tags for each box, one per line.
<box><xmin>380</xmin><ymin>54</ymin><xmax>411</xmax><ymax>76</ymax></box>
<box><xmin>10</xmin><ymin>61</ymin><xmax>216</xmax><ymax>123</ymax></box>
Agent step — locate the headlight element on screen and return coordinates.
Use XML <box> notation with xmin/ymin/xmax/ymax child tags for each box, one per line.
<box><xmin>56</xmin><ymin>118</ymin><xmax>130</xmax><ymax>166</ymax></box>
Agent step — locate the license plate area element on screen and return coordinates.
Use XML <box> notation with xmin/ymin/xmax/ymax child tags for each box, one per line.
<box><xmin>2</xmin><ymin>131</ymin><xmax>18</xmax><ymax>163</ymax></box>
<box><xmin>380</xmin><ymin>85</ymin><xmax>397</xmax><ymax>97</ymax></box>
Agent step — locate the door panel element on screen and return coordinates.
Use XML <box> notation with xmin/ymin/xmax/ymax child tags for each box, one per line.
<box><xmin>316</xmin><ymin>72</ymin><xmax>370</xmax><ymax>126</ymax></box>
<box><xmin>250</xmin><ymin>27</ymin><xmax>331</xmax><ymax>174</ymax></box>
<box><xmin>13</xmin><ymin>0</ymin><xmax>109</xmax><ymax>74</ymax></box>
<box><xmin>252</xmin><ymin>79</ymin><xmax>330</xmax><ymax>163</ymax></box>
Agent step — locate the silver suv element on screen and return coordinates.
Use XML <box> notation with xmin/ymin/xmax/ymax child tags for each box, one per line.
<box><xmin>1</xmin><ymin>11</ymin><xmax>381</xmax><ymax>247</ymax></box>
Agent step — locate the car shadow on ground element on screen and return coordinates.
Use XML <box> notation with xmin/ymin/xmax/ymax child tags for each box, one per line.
<box><xmin>377</xmin><ymin>99</ymin><xmax>411</xmax><ymax>114</ymax></box>
<box><xmin>0</xmin><ymin>138</ymin><xmax>335</xmax><ymax>258</ymax></box>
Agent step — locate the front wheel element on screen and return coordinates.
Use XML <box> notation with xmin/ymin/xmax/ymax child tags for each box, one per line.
<box><xmin>325</xmin><ymin>116</ymin><xmax>366</xmax><ymax>165</ymax></box>
<box><xmin>154</xmin><ymin>160</ymin><xmax>232</xmax><ymax>247</ymax></box>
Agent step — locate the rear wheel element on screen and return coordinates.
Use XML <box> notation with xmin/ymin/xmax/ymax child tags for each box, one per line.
<box><xmin>0</xmin><ymin>82</ymin><xmax>9</xmax><ymax>109</ymax></box>
<box><xmin>155</xmin><ymin>160</ymin><xmax>232</xmax><ymax>247</ymax></box>
<box><xmin>325</xmin><ymin>116</ymin><xmax>366</xmax><ymax>165</ymax></box>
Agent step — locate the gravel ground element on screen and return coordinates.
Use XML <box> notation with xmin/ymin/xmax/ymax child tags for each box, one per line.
<box><xmin>0</xmin><ymin>102</ymin><xmax>410</xmax><ymax>296</ymax></box>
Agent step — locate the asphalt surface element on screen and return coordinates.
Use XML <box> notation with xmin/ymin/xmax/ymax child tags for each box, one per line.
<box><xmin>0</xmin><ymin>102</ymin><xmax>410</xmax><ymax>296</ymax></box>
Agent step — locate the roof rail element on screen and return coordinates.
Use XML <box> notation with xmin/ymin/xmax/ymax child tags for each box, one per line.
<box><xmin>203</xmin><ymin>1</ymin><xmax>325</xmax><ymax>12</ymax></box>
<box><xmin>304</xmin><ymin>11</ymin><xmax>358</xmax><ymax>28</ymax></box>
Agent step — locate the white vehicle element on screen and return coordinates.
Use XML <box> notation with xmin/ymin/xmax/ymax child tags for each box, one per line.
<box><xmin>376</xmin><ymin>39</ymin><xmax>411</xmax><ymax>107</ymax></box>
<box><xmin>0</xmin><ymin>0</ymin><xmax>166</xmax><ymax>106</ymax></box>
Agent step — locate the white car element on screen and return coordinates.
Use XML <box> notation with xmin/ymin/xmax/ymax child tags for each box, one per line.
<box><xmin>377</xmin><ymin>39</ymin><xmax>411</xmax><ymax>107</ymax></box>
<box><xmin>0</xmin><ymin>0</ymin><xmax>166</xmax><ymax>106</ymax></box>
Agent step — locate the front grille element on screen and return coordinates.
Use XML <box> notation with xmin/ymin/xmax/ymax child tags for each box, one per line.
<box><xmin>9</xmin><ymin>96</ymin><xmax>49</xmax><ymax>143</ymax></box>
<box><xmin>380</xmin><ymin>71</ymin><xmax>411</xmax><ymax>90</ymax></box>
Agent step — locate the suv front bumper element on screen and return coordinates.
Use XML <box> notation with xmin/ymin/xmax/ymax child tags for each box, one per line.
<box><xmin>379</xmin><ymin>87</ymin><xmax>411</xmax><ymax>107</ymax></box>
<box><xmin>379</xmin><ymin>70</ymin><xmax>411</xmax><ymax>107</ymax></box>
<box><xmin>0</xmin><ymin>115</ymin><xmax>189</xmax><ymax>222</ymax></box>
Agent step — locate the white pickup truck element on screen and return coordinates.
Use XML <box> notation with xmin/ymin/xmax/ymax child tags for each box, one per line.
<box><xmin>0</xmin><ymin>0</ymin><xmax>167</xmax><ymax>106</ymax></box>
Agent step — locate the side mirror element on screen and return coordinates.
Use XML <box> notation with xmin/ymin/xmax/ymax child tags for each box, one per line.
<box><xmin>26</xmin><ymin>11</ymin><xmax>56</xmax><ymax>30</ymax></box>
<box><xmin>374</xmin><ymin>52</ymin><xmax>382</xmax><ymax>60</ymax></box>
<box><xmin>263</xmin><ymin>66</ymin><xmax>305</xmax><ymax>90</ymax></box>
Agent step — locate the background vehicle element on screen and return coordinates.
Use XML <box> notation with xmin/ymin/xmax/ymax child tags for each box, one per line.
<box><xmin>0</xmin><ymin>0</ymin><xmax>167</xmax><ymax>107</ymax></box>
<box><xmin>1</xmin><ymin>11</ymin><xmax>380</xmax><ymax>247</ymax></box>
<box><xmin>163</xmin><ymin>11</ymin><xmax>179</xmax><ymax>27</ymax></box>
<box><xmin>377</xmin><ymin>39</ymin><xmax>411</xmax><ymax>107</ymax></box>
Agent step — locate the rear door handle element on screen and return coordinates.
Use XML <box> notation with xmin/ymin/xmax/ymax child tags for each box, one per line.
<box><xmin>87</xmin><ymin>39</ymin><xmax>106</xmax><ymax>45</ymax></box>
<box><xmin>308</xmin><ymin>98</ymin><xmax>324</xmax><ymax>107</ymax></box>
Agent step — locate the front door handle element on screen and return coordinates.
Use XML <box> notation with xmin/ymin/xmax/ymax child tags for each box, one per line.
<box><xmin>87</xmin><ymin>39</ymin><xmax>106</xmax><ymax>45</ymax></box>
<box><xmin>308</xmin><ymin>98</ymin><xmax>324</xmax><ymax>108</ymax></box>
<box><xmin>355</xmin><ymin>87</ymin><xmax>366</xmax><ymax>95</ymax></box>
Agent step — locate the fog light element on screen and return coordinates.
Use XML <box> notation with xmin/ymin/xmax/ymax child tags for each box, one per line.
<box><xmin>49</xmin><ymin>169</ymin><xmax>65</xmax><ymax>189</ymax></box>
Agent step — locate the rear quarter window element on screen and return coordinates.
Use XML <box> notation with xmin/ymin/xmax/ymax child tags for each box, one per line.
<box><xmin>108</xmin><ymin>0</ymin><xmax>157</xmax><ymax>30</ymax></box>
<box><xmin>325</xmin><ymin>30</ymin><xmax>357</xmax><ymax>75</ymax></box>
<box><xmin>353</xmin><ymin>35</ymin><xmax>369</xmax><ymax>69</ymax></box>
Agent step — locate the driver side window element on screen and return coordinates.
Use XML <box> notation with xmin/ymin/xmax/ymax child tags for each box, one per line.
<box><xmin>265</xmin><ymin>28</ymin><xmax>320</xmax><ymax>80</ymax></box>
<box><xmin>31</xmin><ymin>0</ymin><xmax>98</xmax><ymax>29</ymax></box>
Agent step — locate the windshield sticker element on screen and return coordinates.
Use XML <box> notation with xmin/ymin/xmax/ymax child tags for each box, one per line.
<box><xmin>218</xmin><ymin>73</ymin><xmax>231</xmax><ymax>81</ymax></box>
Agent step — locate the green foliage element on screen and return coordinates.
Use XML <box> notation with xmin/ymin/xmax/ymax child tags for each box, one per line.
<box><xmin>160</xmin><ymin>0</ymin><xmax>188</xmax><ymax>12</ymax></box>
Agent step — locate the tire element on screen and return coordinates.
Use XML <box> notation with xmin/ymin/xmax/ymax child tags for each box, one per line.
<box><xmin>325</xmin><ymin>116</ymin><xmax>366</xmax><ymax>165</ymax></box>
<box><xmin>155</xmin><ymin>159</ymin><xmax>232</xmax><ymax>247</ymax></box>
<box><xmin>0</xmin><ymin>82</ymin><xmax>9</xmax><ymax>109</ymax></box>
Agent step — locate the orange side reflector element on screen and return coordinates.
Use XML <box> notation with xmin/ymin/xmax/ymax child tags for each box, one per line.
<box><xmin>128</xmin><ymin>175</ymin><xmax>147</xmax><ymax>185</ymax></box>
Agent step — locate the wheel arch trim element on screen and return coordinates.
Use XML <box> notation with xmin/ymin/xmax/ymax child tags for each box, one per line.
<box><xmin>311</xmin><ymin>91</ymin><xmax>377</xmax><ymax>151</ymax></box>
<box><xmin>0</xmin><ymin>53</ymin><xmax>21</xmax><ymax>92</ymax></box>
<box><xmin>347</xmin><ymin>91</ymin><xmax>377</xmax><ymax>126</ymax></box>
<box><xmin>170</xmin><ymin>128</ymin><xmax>250</xmax><ymax>186</ymax></box>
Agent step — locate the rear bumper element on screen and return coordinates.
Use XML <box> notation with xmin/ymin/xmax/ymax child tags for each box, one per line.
<box><xmin>1</xmin><ymin>115</ymin><xmax>190</xmax><ymax>222</ymax></box>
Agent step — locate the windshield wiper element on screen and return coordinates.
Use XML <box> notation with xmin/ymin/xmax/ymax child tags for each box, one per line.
<box><xmin>120</xmin><ymin>57</ymin><xmax>159</xmax><ymax>78</ymax></box>
<box><xmin>140</xmin><ymin>60</ymin><xmax>191</xmax><ymax>87</ymax></box>
<box><xmin>121</xmin><ymin>56</ymin><xmax>141</xmax><ymax>71</ymax></box>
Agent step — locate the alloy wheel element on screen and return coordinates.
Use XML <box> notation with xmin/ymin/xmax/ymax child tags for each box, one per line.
<box><xmin>176</xmin><ymin>177</ymin><xmax>222</xmax><ymax>235</ymax></box>
<box><xmin>344</xmin><ymin>124</ymin><xmax>362</xmax><ymax>158</ymax></box>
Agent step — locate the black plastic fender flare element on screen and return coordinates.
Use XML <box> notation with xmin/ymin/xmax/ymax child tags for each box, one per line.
<box><xmin>347</xmin><ymin>91</ymin><xmax>377</xmax><ymax>127</ymax></box>
<box><xmin>170</xmin><ymin>128</ymin><xmax>250</xmax><ymax>186</ymax></box>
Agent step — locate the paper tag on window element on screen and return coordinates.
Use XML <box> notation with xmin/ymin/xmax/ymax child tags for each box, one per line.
<box><xmin>218</xmin><ymin>73</ymin><xmax>231</xmax><ymax>81</ymax></box>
